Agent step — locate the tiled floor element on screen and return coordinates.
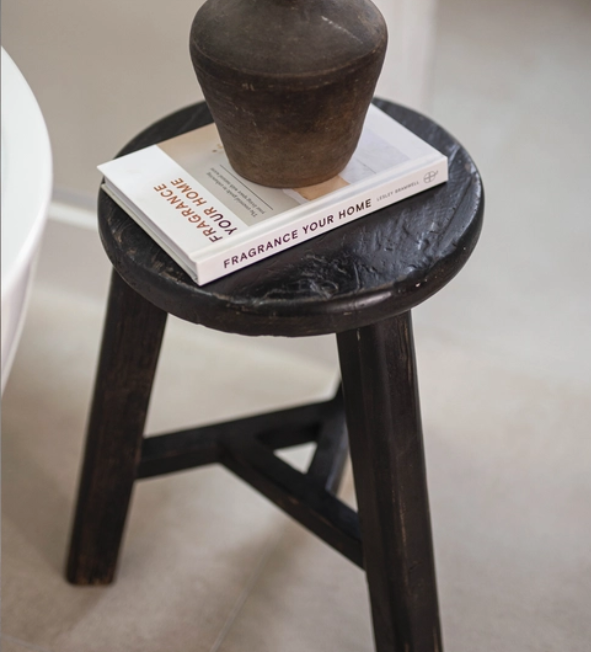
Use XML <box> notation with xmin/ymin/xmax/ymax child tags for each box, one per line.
<box><xmin>3</xmin><ymin>0</ymin><xmax>591</xmax><ymax>650</ymax></box>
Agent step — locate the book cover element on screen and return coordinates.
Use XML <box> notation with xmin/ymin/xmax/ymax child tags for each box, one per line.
<box><xmin>99</xmin><ymin>104</ymin><xmax>448</xmax><ymax>285</ymax></box>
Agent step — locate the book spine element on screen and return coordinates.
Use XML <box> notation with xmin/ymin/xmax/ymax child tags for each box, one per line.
<box><xmin>195</xmin><ymin>157</ymin><xmax>448</xmax><ymax>284</ymax></box>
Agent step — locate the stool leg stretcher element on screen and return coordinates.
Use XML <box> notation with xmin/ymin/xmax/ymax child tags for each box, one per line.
<box><xmin>66</xmin><ymin>270</ymin><xmax>443</xmax><ymax>652</ymax></box>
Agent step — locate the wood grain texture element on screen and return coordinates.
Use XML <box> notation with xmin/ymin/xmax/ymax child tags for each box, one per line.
<box><xmin>338</xmin><ymin>312</ymin><xmax>442</xmax><ymax>652</ymax></box>
<box><xmin>306</xmin><ymin>388</ymin><xmax>349</xmax><ymax>495</ymax></box>
<box><xmin>68</xmin><ymin>100</ymin><xmax>484</xmax><ymax>650</ymax></box>
<box><xmin>139</xmin><ymin>392</ymin><xmax>359</xmax><ymax>565</ymax></box>
<box><xmin>220</xmin><ymin>432</ymin><xmax>362</xmax><ymax>567</ymax></box>
<box><xmin>98</xmin><ymin>99</ymin><xmax>484</xmax><ymax>337</ymax></box>
<box><xmin>66</xmin><ymin>271</ymin><xmax>167</xmax><ymax>584</ymax></box>
<box><xmin>137</xmin><ymin>396</ymin><xmax>336</xmax><ymax>480</ymax></box>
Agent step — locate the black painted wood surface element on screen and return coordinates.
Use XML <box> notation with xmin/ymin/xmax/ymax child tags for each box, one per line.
<box><xmin>68</xmin><ymin>99</ymin><xmax>485</xmax><ymax>651</ymax></box>
<box><xmin>98</xmin><ymin>99</ymin><xmax>484</xmax><ymax>337</ymax></box>
<box><xmin>66</xmin><ymin>272</ymin><xmax>167</xmax><ymax>584</ymax></box>
<box><xmin>338</xmin><ymin>312</ymin><xmax>441</xmax><ymax>652</ymax></box>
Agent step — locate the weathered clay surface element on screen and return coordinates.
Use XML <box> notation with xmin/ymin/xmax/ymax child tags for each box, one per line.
<box><xmin>190</xmin><ymin>0</ymin><xmax>388</xmax><ymax>187</ymax></box>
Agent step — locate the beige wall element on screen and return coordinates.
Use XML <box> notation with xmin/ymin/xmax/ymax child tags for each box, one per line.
<box><xmin>2</xmin><ymin>0</ymin><xmax>437</xmax><ymax>209</ymax></box>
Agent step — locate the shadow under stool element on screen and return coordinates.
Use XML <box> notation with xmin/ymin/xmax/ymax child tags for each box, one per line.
<box><xmin>66</xmin><ymin>99</ymin><xmax>484</xmax><ymax>652</ymax></box>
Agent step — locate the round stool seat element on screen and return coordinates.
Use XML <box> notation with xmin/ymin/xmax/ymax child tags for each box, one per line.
<box><xmin>98</xmin><ymin>99</ymin><xmax>484</xmax><ymax>337</ymax></box>
<box><xmin>71</xmin><ymin>99</ymin><xmax>485</xmax><ymax>650</ymax></box>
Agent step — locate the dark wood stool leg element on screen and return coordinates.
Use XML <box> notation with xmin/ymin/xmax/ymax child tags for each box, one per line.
<box><xmin>337</xmin><ymin>312</ymin><xmax>442</xmax><ymax>652</ymax></box>
<box><xmin>66</xmin><ymin>270</ymin><xmax>167</xmax><ymax>585</ymax></box>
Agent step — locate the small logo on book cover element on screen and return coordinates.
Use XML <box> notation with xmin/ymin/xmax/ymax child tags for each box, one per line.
<box><xmin>424</xmin><ymin>170</ymin><xmax>439</xmax><ymax>184</ymax></box>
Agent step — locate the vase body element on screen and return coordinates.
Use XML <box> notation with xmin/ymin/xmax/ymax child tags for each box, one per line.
<box><xmin>190</xmin><ymin>0</ymin><xmax>388</xmax><ymax>188</ymax></box>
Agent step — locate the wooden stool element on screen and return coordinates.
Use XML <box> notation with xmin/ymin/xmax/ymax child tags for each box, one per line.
<box><xmin>66</xmin><ymin>100</ymin><xmax>483</xmax><ymax>652</ymax></box>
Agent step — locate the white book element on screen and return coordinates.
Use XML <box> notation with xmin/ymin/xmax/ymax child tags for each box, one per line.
<box><xmin>98</xmin><ymin>104</ymin><xmax>448</xmax><ymax>285</ymax></box>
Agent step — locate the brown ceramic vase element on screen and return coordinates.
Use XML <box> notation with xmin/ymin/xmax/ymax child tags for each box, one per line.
<box><xmin>190</xmin><ymin>0</ymin><xmax>388</xmax><ymax>188</ymax></box>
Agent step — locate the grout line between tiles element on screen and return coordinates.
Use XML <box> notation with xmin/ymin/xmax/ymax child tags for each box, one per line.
<box><xmin>207</xmin><ymin>528</ymin><xmax>286</xmax><ymax>652</ymax></box>
<box><xmin>1</xmin><ymin>634</ymin><xmax>53</xmax><ymax>652</ymax></box>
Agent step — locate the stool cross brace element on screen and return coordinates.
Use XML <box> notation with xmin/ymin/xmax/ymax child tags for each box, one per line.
<box><xmin>65</xmin><ymin>96</ymin><xmax>486</xmax><ymax>651</ymax></box>
<box><xmin>138</xmin><ymin>390</ymin><xmax>362</xmax><ymax>566</ymax></box>
<box><xmin>66</xmin><ymin>270</ymin><xmax>444</xmax><ymax>652</ymax></box>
